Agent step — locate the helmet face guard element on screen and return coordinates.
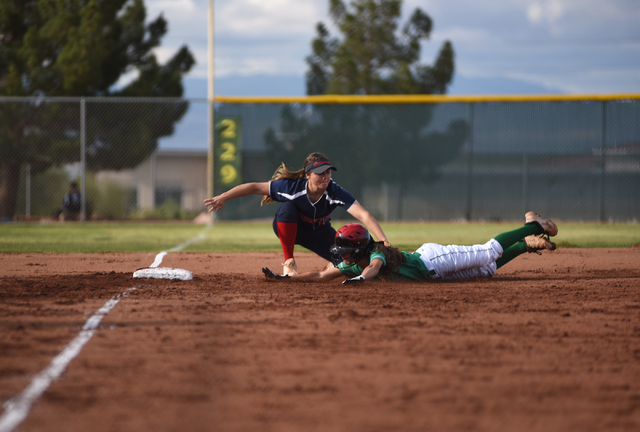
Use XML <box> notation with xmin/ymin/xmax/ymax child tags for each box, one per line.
<box><xmin>330</xmin><ymin>223</ymin><xmax>373</xmax><ymax>262</ymax></box>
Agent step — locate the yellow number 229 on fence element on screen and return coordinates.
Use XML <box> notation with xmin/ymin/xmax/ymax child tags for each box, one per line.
<box><xmin>215</xmin><ymin>116</ymin><xmax>242</xmax><ymax>189</ymax></box>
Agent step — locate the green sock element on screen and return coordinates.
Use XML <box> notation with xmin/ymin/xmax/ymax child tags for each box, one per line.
<box><xmin>496</xmin><ymin>241</ymin><xmax>528</xmax><ymax>269</ymax></box>
<box><xmin>493</xmin><ymin>225</ymin><xmax>541</xmax><ymax>251</ymax></box>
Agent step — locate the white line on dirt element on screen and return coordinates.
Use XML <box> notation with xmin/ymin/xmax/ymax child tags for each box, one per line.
<box><xmin>150</xmin><ymin>228</ymin><xmax>209</xmax><ymax>267</ymax></box>
<box><xmin>150</xmin><ymin>251</ymin><xmax>167</xmax><ymax>268</ymax></box>
<box><xmin>0</xmin><ymin>288</ymin><xmax>135</xmax><ymax>432</ymax></box>
<box><xmin>0</xmin><ymin>225</ymin><xmax>210</xmax><ymax>432</ymax></box>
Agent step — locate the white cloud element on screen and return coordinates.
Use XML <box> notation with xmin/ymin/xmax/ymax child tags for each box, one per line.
<box><xmin>527</xmin><ymin>3</ymin><xmax>543</xmax><ymax>23</ymax></box>
<box><xmin>143</xmin><ymin>0</ymin><xmax>327</xmax><ymax>77</ymax></box>
<box><xmin>113</xmin><ymin>69</ymin><xmax>140</xmax><ymax>89</ymax></box>
<box><xmin>217</xmin><ymin>0</ymin><xmax>322</xmax><ymax>36</ymax></box>
<box><xmin>141</xmin><ymin>0</ymin><xmax>640</xmax><ymax>93</ymax></box>
<box><xmin>146</xmin><ymin>0</ymin><xmax>199</xmax><ymax>21</ymax></box>
<box><xmin>152</xmin><ymin>46</ymin><xmax>178</xmax><ymax>64</ymax></box>
<box><xmin>526</xmin><ymin>0</ymin><xmax>564</xmax><ymax>25</ymax></box>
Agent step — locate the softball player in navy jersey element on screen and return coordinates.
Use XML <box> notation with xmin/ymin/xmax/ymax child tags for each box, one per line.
<box><xmin>262</xmin><ymin>212</ymin><xmax>558</xmax><ymax>284</ymax></box>
<box><xmin>204</xmin><ymin>152</ymin><xmax>389</xmax><ymax>275</ymax></box>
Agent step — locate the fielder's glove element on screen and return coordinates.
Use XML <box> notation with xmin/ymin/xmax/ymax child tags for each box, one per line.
<box><xmin>342</xmin><ymin>275</ymin><xmax>365</xmax><ymax>284</ymax></box>
<box><xmin>262</xmin><ymin>267</ymin><xmax>290</xmax><ymax>280</ymax></box>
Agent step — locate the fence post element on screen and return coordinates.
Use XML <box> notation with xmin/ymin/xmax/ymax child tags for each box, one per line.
<box><xmin>522</xmin><ymin>153</ymin><xmax>529</xmax><ymax>216</ymax></box>
<box><xmin>207</xmin><ymin>0</ymin><xmax>215</xmax><ymax>223</ymax></box>
<box><xmin>207</xmin><ymin>101</ymin><xmax>214</xmax><ymax>221</ymax></box>
<box><xmin>381</xmin><ymin>182</ymin><xmax>389</xmax><ymax>222</ymax></box>
<box><xmin>26</xmin><ymin>164</ymin><xmax>31</xmax><ymax>217</ymax></box>
<box><xmin>80</xmin><ymin>97</ymin><xmax>86</xmax><ymax>222</ymax></box>
<box><xmin>600</xmin><ymin>101</ymin><xmax>606</xmax><ymax>223</ymax></box>
<box><xmin>150</xmin><ymin>150</ymin><xmax>157</xmax><ymax>209</ymax></box>
<box><xmin>466</xmin><ymin>103</ymin><xmax>474</xmax><ymax>221</ymax></box>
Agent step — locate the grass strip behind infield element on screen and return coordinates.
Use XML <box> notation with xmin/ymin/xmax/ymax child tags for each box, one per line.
<box><xmin>0</xmin><ymin>222</ymin><xmax>209</xmax><ymax>253</ymax></box>
<box><xmin>1</xmin><ymin>220</ymin><xmax>639</xmax><ymax>253</ymax></box>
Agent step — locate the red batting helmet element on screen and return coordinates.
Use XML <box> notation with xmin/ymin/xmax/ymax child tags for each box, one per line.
<box><xmin>330</xmin><ymin>223</ymin><xmax>373</xmax><ymax>260</ymax></box>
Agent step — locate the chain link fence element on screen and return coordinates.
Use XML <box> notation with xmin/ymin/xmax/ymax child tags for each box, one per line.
<box><xmin>2</xmin><ymin>95</ymin><xmax>639</xmax><ymax>223</ymax></box>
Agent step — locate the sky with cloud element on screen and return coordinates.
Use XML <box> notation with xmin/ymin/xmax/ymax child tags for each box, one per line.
<box><xmin>143</xmin><ymin>0</ymin><xmax>640</xmax><ymax>95</ymax></box>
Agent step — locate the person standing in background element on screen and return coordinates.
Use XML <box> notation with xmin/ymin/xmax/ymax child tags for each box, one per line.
<box><xmin>61</xmin><ymin>181</ymin><xmax>81</xmax><ymax>221</ymax></box>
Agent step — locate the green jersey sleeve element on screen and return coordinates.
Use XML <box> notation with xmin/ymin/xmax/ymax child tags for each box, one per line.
<box><xmin>337</xmin><ymin>251</ymin><xmax>386</xmax><ymax>278</ymax></box>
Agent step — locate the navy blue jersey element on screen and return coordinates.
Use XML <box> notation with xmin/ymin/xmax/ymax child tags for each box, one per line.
<box><xmin>269</xmin><ymin>178</ymin><xmax>356</xmax><ymax>230</ymax></box>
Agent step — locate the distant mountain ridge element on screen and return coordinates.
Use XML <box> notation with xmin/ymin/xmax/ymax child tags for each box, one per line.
<box><xmin>184</xmin><ymin>75</ymin><xmax>560</xmax><ymax>98</ymax></box>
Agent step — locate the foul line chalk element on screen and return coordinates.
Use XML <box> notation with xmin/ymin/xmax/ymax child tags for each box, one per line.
<box><xmin>168</xmin><ymin>230</ymin><xmax>207</xmax><ymax>252</ymax></box>
<box><xmin>0</xmin><ymin>226</ymin><xmax>211</xmax><ymax>431</ymax></box>
<box><xmin>0</xmin><ymin>288</ymin><xmax>135</xmax><ymax>432</ymax></box>
<box><xmin>148</xmin><ymin>228</ymin><xmax>209</xmax><ymax>268</ymax></box>
<box><xmin>149</xmin><ymin>251</ymin><xmax>167</xmax><ymax>268</ymax></box>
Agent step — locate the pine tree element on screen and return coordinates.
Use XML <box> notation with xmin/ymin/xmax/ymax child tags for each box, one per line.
<box><xmin>265</xmin><ymin>0</ymin><xmax>464</xmax><ymax>208</ymax></box>
<box><xmin>306</xmin><ymin>0</ymin><xmax>454</xmax><ymax>95</ymax></box>
<box><xmin>0</xmin><ymin>0</ymin><xmax>195</xmax><ymax>218</ymax></box>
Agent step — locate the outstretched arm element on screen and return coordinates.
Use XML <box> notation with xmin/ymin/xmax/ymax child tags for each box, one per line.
<box><xmin>346</xmin><ymin>201</ymin><xmax>391</xmax><ymax>247</ymax></box>
<box><xmin>204</xmin><ymin>182</ymin><xmax>270</xmax><ymax>212</ymax></box>
<box><xmin>264</xmin><ymin>259</ymin><xmax>385</xmax><ymax>285</ymax></box>
<box><xmin>343</xmin><ymin>258</ymin><xmax>383</xmax><ymax>284</ymax></box>
<box><xmin>263</xmin><ymin>266</ymin><xmax>344</xmax><ymax>282</ymax></box>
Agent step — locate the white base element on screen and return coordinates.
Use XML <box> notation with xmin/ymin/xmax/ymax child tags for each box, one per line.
<box><xmin>133</xmin><ymin>267</ymin><xmax>193</xmax><ymax>280</ymax></box>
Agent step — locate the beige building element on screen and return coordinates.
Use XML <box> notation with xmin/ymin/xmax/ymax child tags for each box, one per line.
<box><xmin>97</xmin><ymin>149</ymin><xmax>208</xmax><ymax>211</ymax></box>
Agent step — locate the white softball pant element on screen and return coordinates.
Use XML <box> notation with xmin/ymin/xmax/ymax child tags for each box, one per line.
<box><xmin>415</xmin><ymin>239</ymin><xmax>503</xmax><ymax>281</ymax></box>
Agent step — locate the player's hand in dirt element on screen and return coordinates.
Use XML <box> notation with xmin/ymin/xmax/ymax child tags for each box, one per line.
<box><xmin>262</xmin><ymin>267</ymin><xmax>290</xmax><ymax>280</ymax></box>
<box><xmin>342</xmin><ymin>275</ymin><xmax>365</xmax><ymax>284</ymax></box>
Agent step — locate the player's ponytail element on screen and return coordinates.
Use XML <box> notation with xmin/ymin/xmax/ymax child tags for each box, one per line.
<box><xmin>371</xmin><ymin>242</ymin><xmax>406</xmax><ymax>276</ymax></box>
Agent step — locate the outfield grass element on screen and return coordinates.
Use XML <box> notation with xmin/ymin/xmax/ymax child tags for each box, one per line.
<box><xmin>1</xmin><ymin>220</ymin><xmax>639</xmax><ymax>253</ymax></box>
<box><xmin>0</xmin><ymin>222</ymin><xmax>208</xmax><ymax>253</ymax></box>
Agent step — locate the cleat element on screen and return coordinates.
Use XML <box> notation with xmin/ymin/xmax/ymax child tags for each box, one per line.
<box><xmin>524</xmin><ymin>235</ymin><xmax>556</xmax><ymax>254</ymax></box>
<box><xmin>525</xmin><ymin>211</ymin><xmax>558</xmax><ymax>237</ymax></box>
<box><xmin>282</xmin><ymin>258</ymin><xmax>298</xmax><ymax>276</ymax></box>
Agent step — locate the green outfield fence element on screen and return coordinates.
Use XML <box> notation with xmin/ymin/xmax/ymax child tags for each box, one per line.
<box><xmin>2</xmin><ymin>94</ymin><xmax>639</xmax><ymax>223</ymax></box>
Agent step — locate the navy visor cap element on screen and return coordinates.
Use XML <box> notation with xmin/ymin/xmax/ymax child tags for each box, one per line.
<box><xmin>305</xmin><ymin>159</ymin><xmax>337</xmax><ymax>174</ymax></box>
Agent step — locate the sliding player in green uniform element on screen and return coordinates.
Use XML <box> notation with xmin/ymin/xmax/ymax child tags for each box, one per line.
<box><xmin>262</xmin><ymin>212</ymin><xmax>557</xmax><ymax>284</ymax></box>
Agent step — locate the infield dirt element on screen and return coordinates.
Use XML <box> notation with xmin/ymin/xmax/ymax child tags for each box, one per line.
<box><xmin>1</xmin><ymin>248</ymin><xmax>639</xmax><ymax>432</ymax></box>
